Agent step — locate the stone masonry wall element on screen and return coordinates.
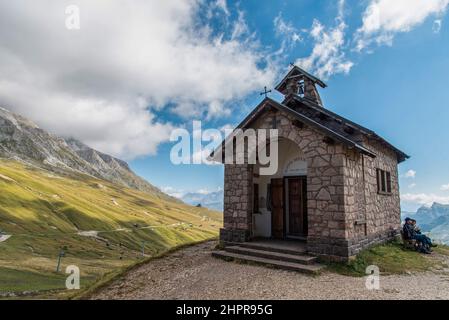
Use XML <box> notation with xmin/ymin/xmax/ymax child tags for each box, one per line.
<box><xmin>342</xmin><ymin>139</ymin><xmax>401</xmax><ymax>257</ymax></box>
<box><xmin>221</xmin><ymin>164</ymin><xmax>253</xmax><ymax>242</ymax></box>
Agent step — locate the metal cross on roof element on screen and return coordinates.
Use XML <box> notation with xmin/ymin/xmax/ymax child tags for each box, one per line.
<box><xmin>260</xmin><ymin>86</ymin><xmax>272</xmax><ymax>98</ymax></box>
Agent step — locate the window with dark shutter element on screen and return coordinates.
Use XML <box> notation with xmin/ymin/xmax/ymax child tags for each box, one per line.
<box><xmin>386</xmin><ymin>172</ymin><xmax>392</xmax><ymax>193</ymax></box>
<box><xmin>376</xmin><ymin>168</ymin><xmax>392</xmax><ymax>195</ymax></box>
<box><xmin>376</xmin><ymin>169</ymin><xmax>381</xmax><ymax>193</ymax></box>
<box><xmin>381</xmin><ymin>171</ymin><xmax>386</xmax><ymax>192</ymax></box>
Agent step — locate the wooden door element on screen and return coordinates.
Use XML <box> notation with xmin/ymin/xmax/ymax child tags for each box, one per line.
<box><xmin>271</xmin><ymin>179</ymin><xmax>284</xmax><ymax>239</ymax></box>
<box><xmin>288</xmin><ymin>178</ymin><xmax>307</xmax><ymax>236</ymax></box>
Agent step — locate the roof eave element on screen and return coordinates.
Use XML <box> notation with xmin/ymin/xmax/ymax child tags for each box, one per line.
<box><xmin>266</xmin><ymin>98</ymin><xmax>376</xmax><ymax>158</ymax></box>
<box><xmin>212</xmin><ymin>98</ymin><xmax>377</xmax><ymax>159</ymax></box>
<box><xmin>288</xmin><ymin>95</ymin><xmax>410</xmax><ymax>163</ymax></box>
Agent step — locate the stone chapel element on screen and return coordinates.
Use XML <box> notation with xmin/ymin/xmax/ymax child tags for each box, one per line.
<box><xmin>214</xmin><ymin>66</ymin><xmax>409</xmax><ymax>261</ymax></box>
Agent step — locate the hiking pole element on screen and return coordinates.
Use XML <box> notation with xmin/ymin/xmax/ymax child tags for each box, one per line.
<box><xmin>56</xmin><ymin>249</ymin><xmax>65</xmax><ymax>273</ymax></box>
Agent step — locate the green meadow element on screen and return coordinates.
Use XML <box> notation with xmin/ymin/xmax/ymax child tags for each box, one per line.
<box><xmin>0</xmin><ymin>160</ymin><xmax>222</xmax><ymax>297</ymax></box>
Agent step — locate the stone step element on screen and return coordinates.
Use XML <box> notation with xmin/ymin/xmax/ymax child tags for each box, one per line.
<box><xmin>225</xmin><ymin>246</ymin><xmax>317</xmax><ymax>265</ymax></box>
<box><xmin>212</xmin><ymin>250</ymin><xmax>325</xmax><ymax>275</ymax></box>
<box><xmin>237</xmin><ymin>242</ymin><xmax>307</xmax><ymax>256</ymax></box>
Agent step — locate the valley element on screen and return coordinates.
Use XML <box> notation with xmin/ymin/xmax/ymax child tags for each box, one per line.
<box><xmin>0</xmin><ymin>159</ymin><xmax>221</xmax><ymax>297</ymax></box>
<box><xmin>0</xmin><ymin>106</ymin><xmax>222</xmax><ymax>297</ymax></box>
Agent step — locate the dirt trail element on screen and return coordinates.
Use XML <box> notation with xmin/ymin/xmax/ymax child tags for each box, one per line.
<box><xmin>0</xmin><ymin>235</ymin><xmax>11</xmax><ymax>243</ymax></box>
<box><xmin>91</xmin><ymin>241</ymin><xmax>449</xmax><ymax>300</ymax></box>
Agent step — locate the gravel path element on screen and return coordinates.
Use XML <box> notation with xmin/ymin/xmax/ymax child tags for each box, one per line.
<box><xmin>92</xmin><ymin>241</ymin><xmax>449</xmax><ymax>300</ymax></box>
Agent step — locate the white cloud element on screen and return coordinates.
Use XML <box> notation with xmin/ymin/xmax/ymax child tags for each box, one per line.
<box><xmin>295</xmin><ymin>0</ymin><xmax>353</xmax><ymax>79</ymax></box>
<box><xmin>161</xmin><ymin>186</ymin><xmax>222</xmax><ymax>199</ymax></box>
<box><xmin>207</xmin><ymin>101</ymin><xmax>232</xmax><ymax>120</ymax></box>
<box><xmin>441</xmin><ymin>184</ymin><xmax>449</xmax><ymax>191</ymax></box>
<box><xmin>355</xmin><ymin>0</ymin><xmax>449</xmax><ymax>51</ymax></box>
<box><xmin>161</xmin><ymin>186</ymin><xmax>186</xmax><ymax>199</ymax></box>
<box><xmin>196</xmin><ymin>187</ymin><xmax>222</xmax><ymax>195</ymax></box>
<box><xmin>408</xmin><ymin>183</ymin><xmax>417</xmax><ymax>189</ymax></box>
<box><xmin>273</xmin><ymin>13</ymin><xmax>303</xmax><ymax>53</ymax></box>
<box><xmin>231</xmin><ymin>10</ymin><xmax>250</xmax><ymax>40</ymax></box>
<box><xmin>404</xmin><ymin>170</ymin><xmax>417</xmax><ymax>179</ymax></box>
<box><xmin>0</xmin><ymin>1</ymin><xmax>276</xmax><ymax>159</ymax></box>
<box><xmin>220</xmin><ymin>123</ymin><xmax>235</xmax><ymax>132</ymax></box>
<box><xmin>215</xmin><ymin>0</ymin><xmax>230</xmax><ymax>17</ymax></box>
<box><xmin>291</xmin><ymin>0</ymin><xmax>449</xmax><ymax>77</ymax></box>
<box><xmin>402</xmin><ymin>193</ymin><xmax>449</xmax><ymax>206</ymax></box>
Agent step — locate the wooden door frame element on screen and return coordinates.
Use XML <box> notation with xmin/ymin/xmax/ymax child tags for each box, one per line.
<box><xmin>283</xmin><ymin>176</ymin><xmax>308</xmax><ymax>239</ymax></box>
<box><xmin>270</xmin><ymin>176</ymin><xmax>308</xmax><ymax>240</ymax></box>
<box><xmin>270</xmin><ymin>178</ymin><xmax>284</xmax><ymax>239</ymax></box>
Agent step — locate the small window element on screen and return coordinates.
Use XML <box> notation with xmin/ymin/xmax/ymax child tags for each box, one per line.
<box><xmin>377</xmin><ymin>168</ymin><xmax>392</xmax><ymax>195</ymax></box>
<box><xmin>253</xmin><ymin>184</ymin><xmax>259</xmax><ymax>213</ymax></box>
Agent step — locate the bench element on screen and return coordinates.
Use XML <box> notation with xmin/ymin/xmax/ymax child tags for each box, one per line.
<box><xmin>400</xmin><ymin>230</ymin><xmax>418</xmax><ymax>251</ymax></box>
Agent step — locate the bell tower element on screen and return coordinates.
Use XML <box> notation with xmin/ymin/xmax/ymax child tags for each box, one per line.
<box><xmin>275</xmin><ymin>65</ymin><xmax>327</xmax><ymax>107</ymax></box>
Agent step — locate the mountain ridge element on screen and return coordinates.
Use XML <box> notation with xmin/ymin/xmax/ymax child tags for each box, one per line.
<box><xmin>0</xmin><ymin>106</ymin><xmax>174</xmax><ymax>201</ymax></box>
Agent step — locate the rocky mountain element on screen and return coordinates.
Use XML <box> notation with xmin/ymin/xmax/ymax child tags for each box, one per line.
<box><xmin>0</xmin><ymin>107</ymin><xmax>172</xmax><ymax>200</ymax></box>
<box><xmin>182</xmin><ymin>190</ymin><xmax>224</xmax><ymax>211</ymax></box>
<box><xmin>403</xmin><ymin>203</ymin><xmax>449</xmax><ymax>245</ymax></box>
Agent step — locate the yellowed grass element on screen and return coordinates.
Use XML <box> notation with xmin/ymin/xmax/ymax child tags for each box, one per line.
<box><xmin>0</xmin><ymin>159</ymin><xmax>222</xmax><ymax>295</ymax></box>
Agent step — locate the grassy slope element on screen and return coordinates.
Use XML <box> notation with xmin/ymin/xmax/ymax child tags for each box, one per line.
<box><xmin>0</xmin><ymin>159</ymin><xmax>221</xmax><ymax>295</ymax></box>
<box><xmin>328</xmin><ymin>240</ymin><xmax>449</xmax><ymax>277</ymax></box>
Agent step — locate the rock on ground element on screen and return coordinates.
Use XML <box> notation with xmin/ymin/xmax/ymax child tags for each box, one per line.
<box><xmin>91</xmin><ymin>242</ymin><xmax>449</xmax><ymax>300</ymax></box>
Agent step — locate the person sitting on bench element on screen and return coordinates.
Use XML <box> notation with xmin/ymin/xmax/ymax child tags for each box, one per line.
<box><xmin>403</xmin><ymin>218</ymin><xmax>436</xmax><ymax>254</ymax></box>
<box><xmin>411</xmin><ymin>219</ymin><xmax>422</xmax><ymax>234</ymax></box>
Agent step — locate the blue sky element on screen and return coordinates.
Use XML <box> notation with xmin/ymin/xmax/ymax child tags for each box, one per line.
<box><xmin>130</xmin><ymin>0</ymin><xmax>449</xmax><ymax>211</ymax></box>
<box><xmin>1</xmin><ymin>0</ymin><xmax>448</xmax><ymax>212</ymax></box>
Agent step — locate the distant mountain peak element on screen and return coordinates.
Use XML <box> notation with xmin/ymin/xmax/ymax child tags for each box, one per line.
<box><xmin>418</xmin><ymin>202</ymin><xmax>449</xmax><ymax>212</ymax></box>
<box><xmin>64</xmin><ymin>138</ymin><xmax>132</xmax><ymax>172</ymax></box>
<box><xmin>432</xmin><ymin>202</ymin><xmax>448</xmax><ymax>208</ymax></box>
